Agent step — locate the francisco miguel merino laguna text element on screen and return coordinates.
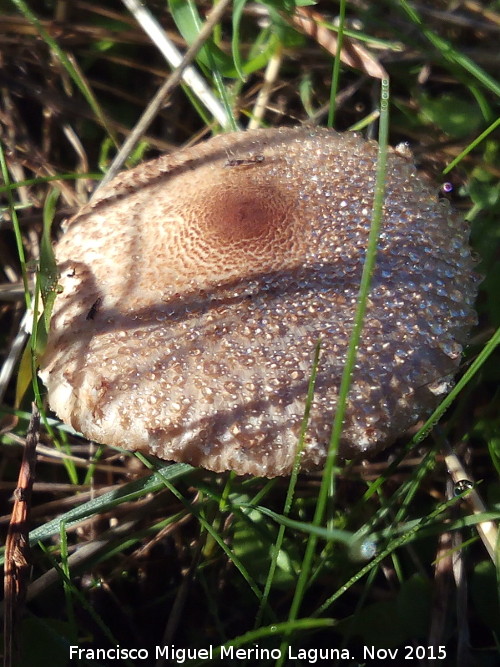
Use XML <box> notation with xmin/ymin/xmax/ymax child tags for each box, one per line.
<box><xmin>69</xmin><ymin>644</ymin><xmax>355</xmax><ymax>662</ymax></box>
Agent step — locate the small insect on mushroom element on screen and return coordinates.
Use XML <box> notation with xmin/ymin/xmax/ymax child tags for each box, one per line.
<box><xmin>86</xmin><ymin>296</ymin><xmax>103</xmax><ymax>321</ymax></box>
<box><xmin>40</xmin><ymin>127</ymin><xmax>478</xmax><ymax>478</ymax></box>
<box><xmin>224</xmin><ymin>153</ymin><xmax>265</xmax><ymax>168</ymax></box>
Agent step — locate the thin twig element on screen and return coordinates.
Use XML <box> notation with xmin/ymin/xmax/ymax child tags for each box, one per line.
<box><xmin>0</xmin><ymin>312</ymin><xmax>30</xmax><ymax>410</ymax></box>
<box><xmin>25</xmin><ymin>519</ymin><xmax>138</xmax><ymax>604</ymax></box>
<box><xmin>3</xmin><ymin>404</ymin><xmax>39</xmax><ymax>667</ymax></box>
<box><xmin>442</xmin><ymin>438</ymin><xmax>499</xmax><ymax>562</ymax></box>
<box><xmin>248</xmin><ymin>44</ymin><xmax>283</xmax><ymax>129</ymax></box>
<box><xmin>429</xmin><ymin>514</ymin><xmax>453</xmax><ymax>653</ymax></box>
<box><xmin>100</xmin><ymin>0</ymin><xmax>234</xmax><ymax>189</ymax></box>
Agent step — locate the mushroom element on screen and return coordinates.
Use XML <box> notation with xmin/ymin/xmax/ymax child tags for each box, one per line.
<box><xmin>39</xmin><ymin>127</ymin><xmax>478</xmax><ymax>477</ymax></box>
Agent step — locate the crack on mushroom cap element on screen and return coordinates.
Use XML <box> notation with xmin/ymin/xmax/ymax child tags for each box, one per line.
<box><xmin>40</xmin><ymin>127</ymin><xmax>479</xmax><ymax>477</ymax></box>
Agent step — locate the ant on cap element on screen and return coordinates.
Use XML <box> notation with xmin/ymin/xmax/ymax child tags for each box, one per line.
<box><xmin>86</xmin><ymin>296</ymin><xmax>103</xmax><ymax>321</ymax></box>
<box><xmin>224</xmin><ymin>152</ymin><xmax>265</xmax><ymax>168</ymax></box>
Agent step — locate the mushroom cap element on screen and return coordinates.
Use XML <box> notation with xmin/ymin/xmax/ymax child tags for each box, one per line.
<box><xmin>40</xmin><ymin>127</ymin><xmax>478</xmax><ymax>477</ymax></box>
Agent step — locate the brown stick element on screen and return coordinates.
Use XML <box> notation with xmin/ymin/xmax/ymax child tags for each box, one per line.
<box><xmin>3</xmin><ymin>404</ymin><xmax>39</xmax><ymax>667</ymax></box>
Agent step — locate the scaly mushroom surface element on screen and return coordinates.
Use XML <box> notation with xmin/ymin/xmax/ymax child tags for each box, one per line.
<box><xmin>40</xmin><ymin>127</ymin><xmax>478</xmax><ymax>476</ymax></box>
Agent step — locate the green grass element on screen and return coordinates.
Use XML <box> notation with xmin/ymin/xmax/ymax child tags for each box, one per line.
<box><xmin>1</xmin><ymin>1</ymin><xmax>499</xmax><ymax>666</ymax></box>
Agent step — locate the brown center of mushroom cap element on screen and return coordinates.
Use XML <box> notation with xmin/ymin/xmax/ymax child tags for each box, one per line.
<box><xmin>163</xmin><ymin>172</ymin><xmax>297</xmax><ymax>282</ymax></box>
<box><xmin>199</xmin><ymin>183</ymin><xmax>285</xmax><ymax>244</ymax></box>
